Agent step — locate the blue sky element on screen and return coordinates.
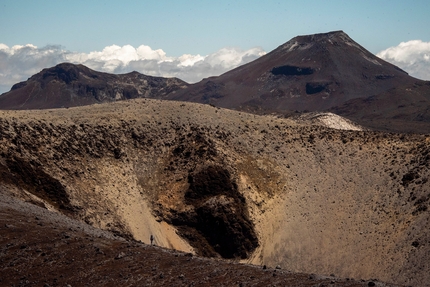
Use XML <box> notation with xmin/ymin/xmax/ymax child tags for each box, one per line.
<box><xmin>2</xmin><ymin>0</ymin><xmax>429</xmax><ymax>55</ymax></box>
<box><xmin>1</xmin><ymin>0</ymin><xmax>429</xmax><ymax>93</ymax></box>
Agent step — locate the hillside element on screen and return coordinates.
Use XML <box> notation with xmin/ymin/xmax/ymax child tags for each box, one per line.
<box><xmin>166</xmin><ymin>31</ymin><xmax>430</xmax><ymax>133</ymax></box>
<box><xmin>0</xmin><ymin>99</ymin><xmax>429</xmax><ymax>285</ymax></box>
<box><xmin>1</xmin><ymin>31</ymin><xmax>429</xmax><ymax>134</ymax></box>
<box><xmin>0</xmin><ymin>63</ymin><xmax>188</xmax><ymax>109</ymax></box>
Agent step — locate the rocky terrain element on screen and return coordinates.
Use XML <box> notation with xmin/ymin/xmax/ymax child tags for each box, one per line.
<box><xmin>1</xmin><ymin>188</ymin><xmax>387</xmax><ymax>287</ymax></box>
<box><xmin>0</xmin><ymin>98</ymin><xmax>429</xmax><ymax>286</ymax></box>
<box><xmin>0</xmin><ymin>63</ymin><xmax>188</xmax><ymax>109</ymax></box>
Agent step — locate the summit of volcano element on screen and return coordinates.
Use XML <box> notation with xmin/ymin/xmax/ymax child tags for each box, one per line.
<box><xmin>166</xmin><ymin>31</ymin><xmax>430</xmax><ymax>133</ymax></box>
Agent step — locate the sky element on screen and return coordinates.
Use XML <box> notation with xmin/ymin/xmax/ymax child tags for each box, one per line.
<box><xmin>0</xmin><ymin>0</ymin><xmax>429</xmax><ymax>94</ymax></box>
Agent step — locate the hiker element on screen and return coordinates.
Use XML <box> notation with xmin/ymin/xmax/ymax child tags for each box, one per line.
<box><xmin>150</xmin><ymin>234</ymin><xmax>154</xmax><ymax>245</ymax></box>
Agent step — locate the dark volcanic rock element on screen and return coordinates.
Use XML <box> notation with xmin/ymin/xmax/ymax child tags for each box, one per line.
<box><xmin>271</xmin><ymin>65</ymin><xmax>314</xmax><ymax>76</ymax></box>
<box><xmin>177</xmin><ymin>166</ymin><xmax>258</xmax><ymax>259</ymax></box>
<box><xmin>166</xmin><ymin>31</ymin><xmax>430</xmax><ymax>133</ymax></box>
<box><xmin>0</xmin><ymin>157</ymin><xmax>74</xmax><ymax>211</ymax></box>
<box><xmin>306</xmin><ymin>82</ymin><xmax>331</xmax><ymax>94</ymax></box>
<box><xmin>166</xmin><ymin>136</ymin><xmax>259</xmax><ymax>259</ymax></box>
<box><xmin>0</xmin><ymin>63</ymin><xmax>188</xmax><ymax>109</ymax></box>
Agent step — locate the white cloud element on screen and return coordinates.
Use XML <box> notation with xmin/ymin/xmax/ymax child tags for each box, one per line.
<box><xmin>177</xmin><ymin>54</ymin><xmax>205</xmax><ymax>67</ymax></box>
<box><xmin>0</xmin><ymin>44</ymin><xmax>68</xmax><ymax>94</ymax></box>
<box><xmin>0</xmin><ymin>43</ymin><xmax>266</xmax><ymax>94</ymax></box>
<box><xmin>205</xmin><ymin>47</ymin><xmax>265</xmax><ymax>69</ymax></box>
<box><xmin>377</xmin><ymin>40</ymin><xmax>430</xmax><ymax>81</ymax></box>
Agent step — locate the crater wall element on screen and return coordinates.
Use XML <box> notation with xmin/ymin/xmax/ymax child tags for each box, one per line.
<box><xmin>0</xmin><ymin>99</ymin><xmax>428</xmax><ymax>285</ymax></box>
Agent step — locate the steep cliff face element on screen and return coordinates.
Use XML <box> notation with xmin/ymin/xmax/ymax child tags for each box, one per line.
<box><xmin>0</xmin><ymin>99</ymin><xmax>429</xmax><ymax>285</ymax></box>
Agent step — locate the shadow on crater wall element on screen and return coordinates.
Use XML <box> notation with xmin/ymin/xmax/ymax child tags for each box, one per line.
<box><xmin>172</xmin><ymin>166</ymin><xmax>259</xmax><ymax>259</ymax></box>
<box><xmin>0</xmin><ymin>157</ymin><xmax>74</xmax><ymax>212</ymax></box>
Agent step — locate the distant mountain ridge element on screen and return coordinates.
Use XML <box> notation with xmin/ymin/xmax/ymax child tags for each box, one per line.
<box><xmin>165</xmin><ymin>30</ymin><xmax>430</xmax><ymax>133</ymax></box>
<box><xmin>0</xmin><ymin>63</ymin><xmax>188</xmax><ymax>109</ymax></box>
<box><xmin>1</xmin><ymin>31</ymin><xmax>430</xmax><ymax>133</ymax></box>
<box><xmin>167</xmin><ymin>31</ymin><xmax>412</xmax><ymax>108</ymax></box>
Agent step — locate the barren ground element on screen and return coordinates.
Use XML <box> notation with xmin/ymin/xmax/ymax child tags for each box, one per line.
<box><xmin>0</xmin><ymin>188</ymin><xmax>389</xmax><ymax>286</ymax></box>
<box><xmin>0</xmin><ymin>98</ymin><xmax>429</xmax><ymax>286</ymax></box>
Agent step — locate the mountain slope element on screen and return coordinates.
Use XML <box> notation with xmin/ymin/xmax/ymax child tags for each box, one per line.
<box><xmin>166</xmin><ymin>31</ymin><xmax>430</xmax><ymax>133</ymax></box>
<box><xmin>0</xmin><ymin>99</ymin><xmax>429</xmax><ymax>285</ymax></box>
<box><xmin>2</xmin><ymin>31</ymin><xmax>429</xmax><ymax>132</ymax></box>
<box><xmin>0</xmin><ymin>63</ymin><xmax>188</xmax><ymax>109</ymax></box>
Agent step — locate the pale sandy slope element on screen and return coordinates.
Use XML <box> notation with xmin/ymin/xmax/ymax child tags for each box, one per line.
<box><xmin>0</xmin><ymin>98</ymin><xmax>428</xmax><ymax>286</ymax></box>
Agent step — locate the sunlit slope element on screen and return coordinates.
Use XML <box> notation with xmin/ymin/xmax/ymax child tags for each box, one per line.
<box><xmin>0</xmin><ymin>98</ymin><xmax>428</xmax><ymax>285</ymax></box>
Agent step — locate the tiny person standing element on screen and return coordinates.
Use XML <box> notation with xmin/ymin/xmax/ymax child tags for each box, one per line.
<box><xmin>150</xmin><ymin>234</ymin><xmax>154</xmax><ymax>245</ymax></box>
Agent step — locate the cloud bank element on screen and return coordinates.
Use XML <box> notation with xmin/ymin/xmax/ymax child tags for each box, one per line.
<box><xmin>2</xmin><ymin>40</ymin><xmax>429</xmax><ymax>94</ymax></box>
<box><xmin>377</xmin><ymin>40</ymin><xmax>430</xmax><ymax>81</ymax></box>
<box><xmin>0</xmin><ymin>43</ymin><xmax>266</xmax><ymax>94</ymax></box>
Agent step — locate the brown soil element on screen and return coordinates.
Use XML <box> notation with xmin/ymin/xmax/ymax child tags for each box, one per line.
<box><xmin>0</xmin><ymin>189</ymin><xmax>394</xmax><ymax>287</ymax></box>
<box><xmin>0</xmin><ymin>98</ymin><xmax>428</xmax><ymax>285</ymax></box>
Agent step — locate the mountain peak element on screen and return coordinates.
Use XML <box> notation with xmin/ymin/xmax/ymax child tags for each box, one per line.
<box><xmin>0</xmin><ymin>62</ymin><xmax>188</xmax><ymax>109</ymax></box>
<box><xmin>299</xmin><ymin>30</ymin><xmax>346</xmax><ymax>38</ymax></box>
<box><xmin>166</xmin><ymin>31</ymin><xmax>430</xmax><ymax>133</ymax></box>
<box><xmin>278</xmin><ymin>30</ymin><xmax>360</xmax><ymax>52</ymax></box>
